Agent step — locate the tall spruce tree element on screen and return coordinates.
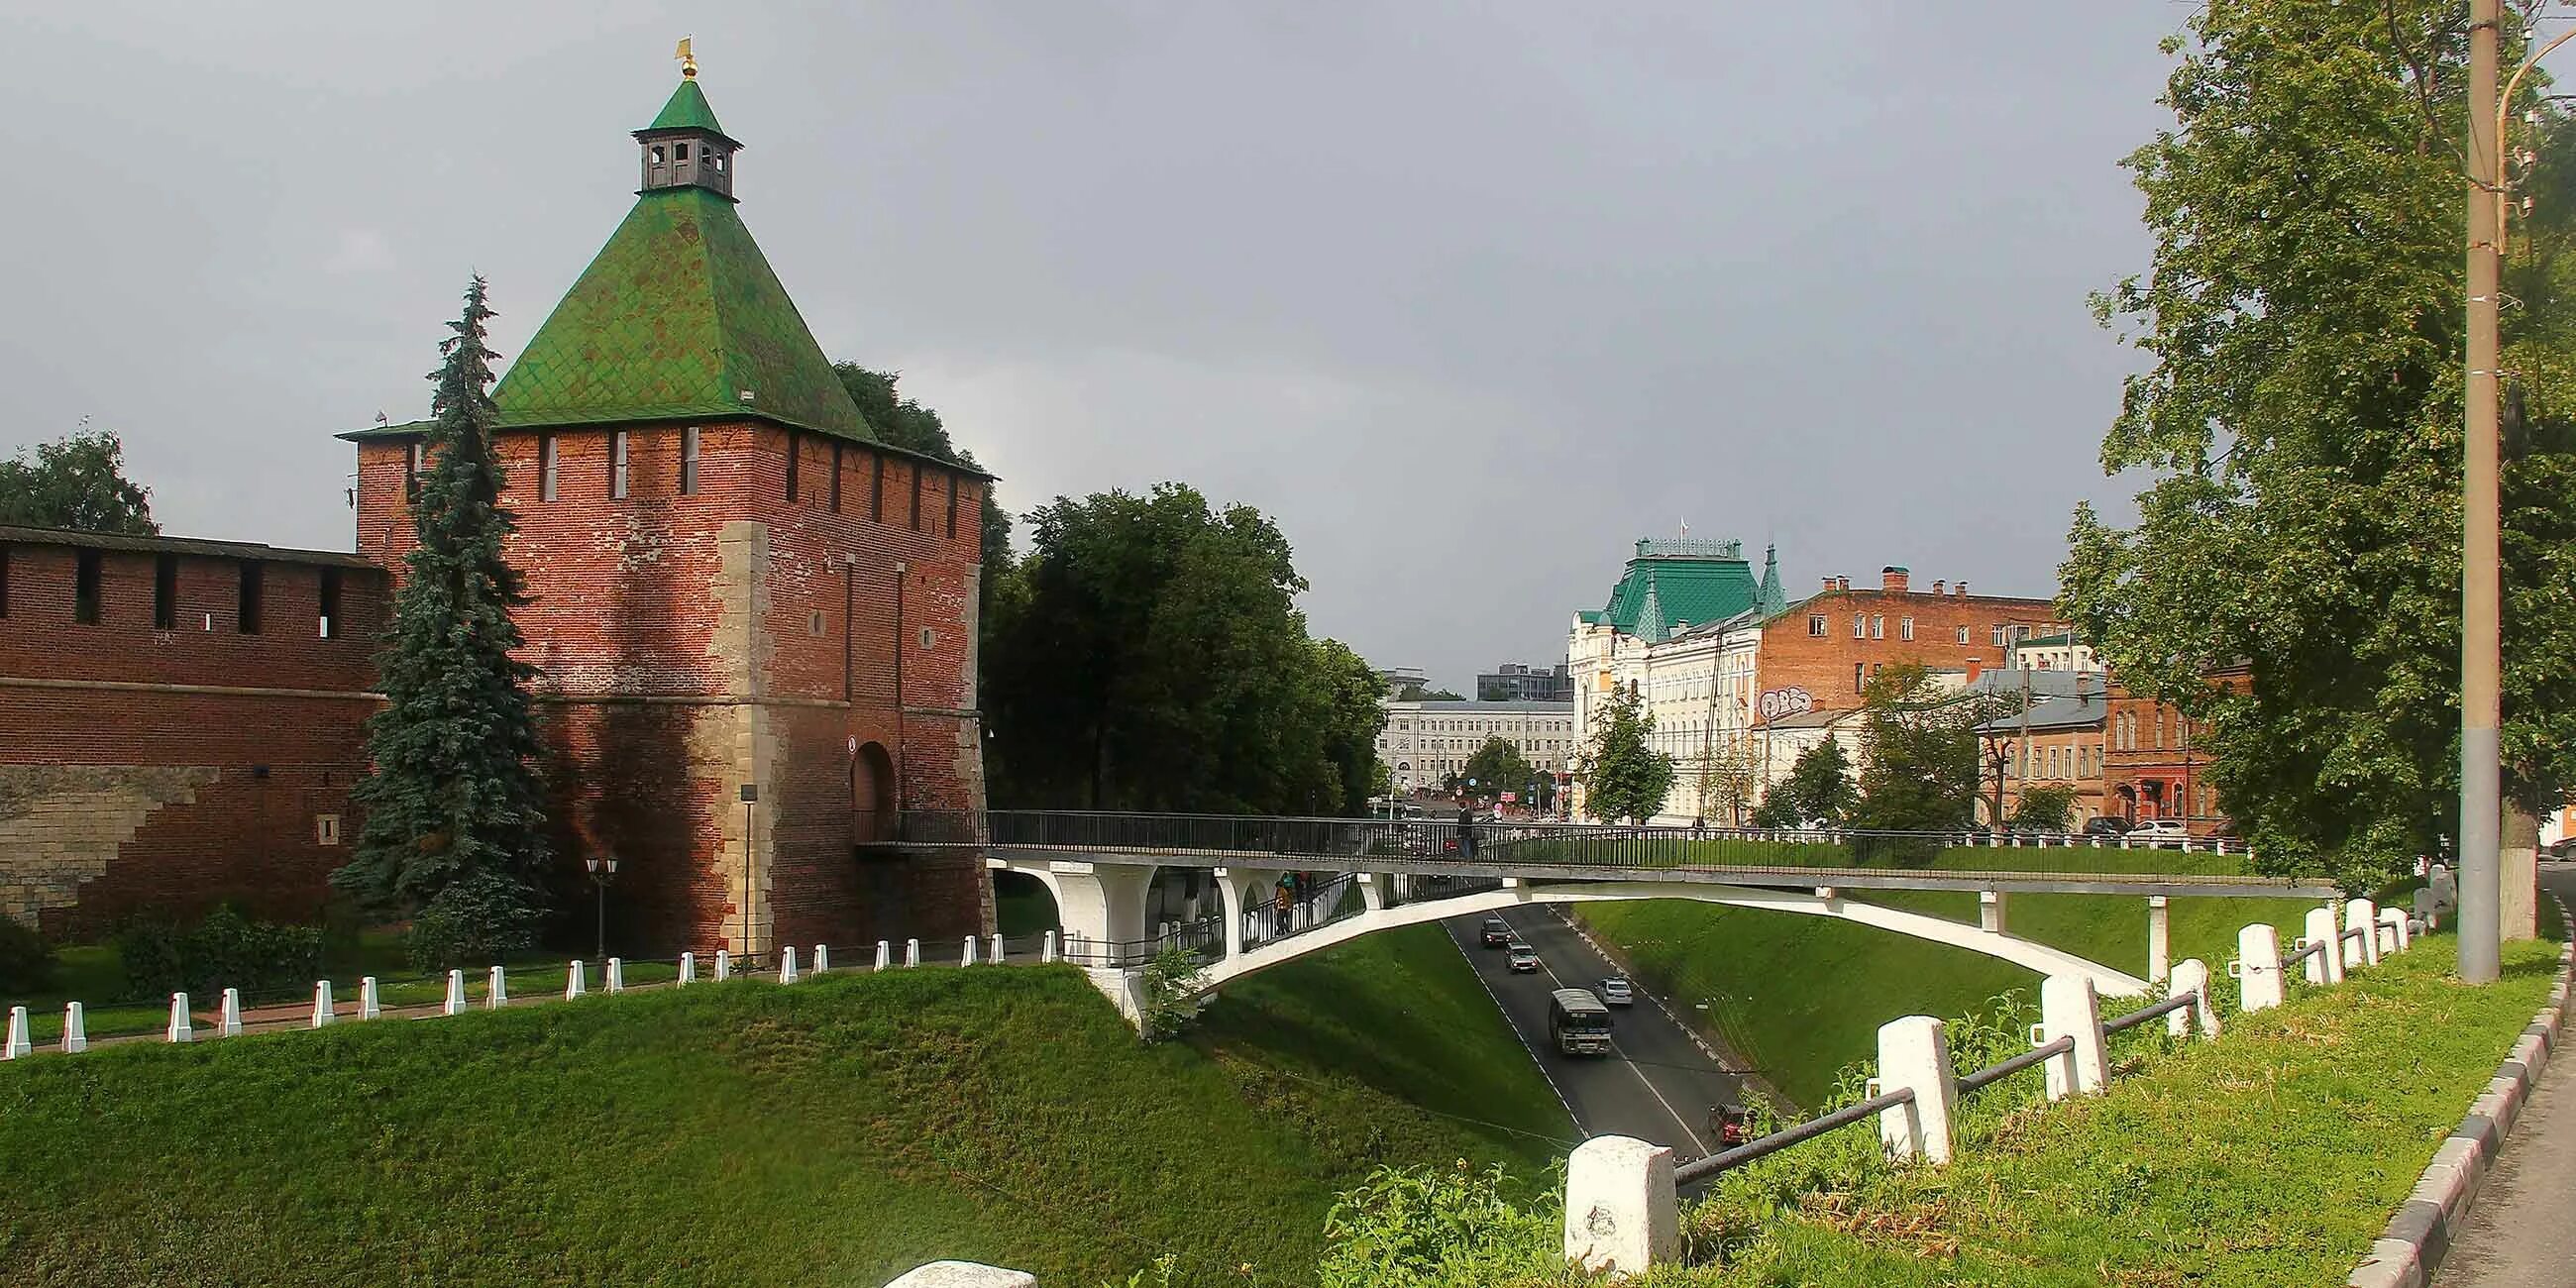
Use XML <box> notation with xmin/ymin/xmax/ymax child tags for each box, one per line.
<box><xmin>337</xmin><ymin>277</ymin><xmax>550</xmax><ymax>965</ymax></box>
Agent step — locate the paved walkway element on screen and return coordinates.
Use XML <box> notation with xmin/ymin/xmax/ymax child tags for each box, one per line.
<box><xmin>2428</xmin><ymin>861</ymin><xmax>2576</xmax><ymax>1288</ymax></box>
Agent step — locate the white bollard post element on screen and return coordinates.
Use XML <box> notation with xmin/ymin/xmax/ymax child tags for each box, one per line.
<box><xmin>2378</xmin><ymin>907</ymin><xmax>2408</xmax><ymax>954</ymax></box>
<box><xmin>714</xmin><ymin>949</ymin><xmax>732</xmax><ymax>982</ymax></box>
<box><xmin>2304</xmin><ymin>906</ymin><xmax>2343</xmax><ymax>984</ymax></box>
<box><xmin>780</xmin><ymin>946</ymin><xmax>800</xmax><ymax>984</ymax></box>
<box><xmin>218</xmin><ymin>987</ymin><xmax>245</xmax><ymax>1037</ymax></box>
<box><xmin>2414</xmin><ymin>888</ymin><xmax>2440</xmax><ymax>934</ymax></box>
<box><xmin>606</xmin><ymin>957</ymin><xmax>625</xmax><ymax>993</ymax></box>
<box><xmin>1042</xmin><ymin>930</ymin><xmax>1058</xmax><ymax>964</ymax></box>
<box><xmin>906</xmin><ymin>938</ymin><xmax>921</xmax><ymax>968</ymax></box>
<box><xmin>565</xmin><ymin>961</ymin><xmax>588</xmax><ymax>1000</ymax></box>
<box><xmin>1979</xmin><ymin>890</ymin><xmax>2006</xmax><ymax>933</ymax></box>
<box><xmin>2344</xmin><ymin>898</ymin><xmax>2380</xmax><ymax>968</ymax></box>
<box><xmin>312</xmin><ymin>980</ymin><xmax>336</xmax><ymax>1028</ymax></box>
<box><xmin>359</xmin><ymin>976</ymin><xmax>381</xmax><ymax>1020</ymax></box>
<box><xmin>990</xmin><ymin>933</ymin><xmax>1005</xmax><ymax>964</ymax></box>
<box><xmin>60</xmin><ymin>1002</ymin><xmax>87</xmax><ymax>1054</ymax></box>
<box><xmin>2232</xmin><ymin>923</ymin><xmax>2285</xmax><ymax>1013</ymax></box>
<box><xmin>2037</xmin><ymin>975</ymin><xmax>2108</xmax><ymax>1100</ymax></box>
<box><xmin>167</xmin><ymin>993</ymin><xmax>194</xmax><ymax>1044</ymax></box>
<box><xmin>875</xmin><ymin>940</ymin><xmax>892</xmax><ymax>971</ymax></box>
<box><xmin>2147</xmin><ymin>896</ymin><xmax>2172</xmax><ymax>987</ymax></box>
<box><xmin>814</xmin><ymin>943</ymin><xmax>829</xmax><ymax>974</ymax></box>
<box><xmin>3</xmin><ymin>1006</ymin><xmax>28</xmax><ymax>1060</ymax></box>
<box><xmin>961</xmin><ymin>936</ymin><xmax>979</xmax><ymax>967</ymax></box>
<box><xmin>444</xmin><ymin>970</ymin><xmax>467</xmax><ymax>1017</ymax></box>
<box><xmin>1875</xmin><ymin>1016</ymin><xmax>1960</xmax><ymax>1164</ymax></box>
<box><xmin>2168</xmin><ymin>959</ymin><xmax>2220</xmax><ymax>1039</ymax></box>
<box><xmin>679</xmin><ymin>952</ymin><xmax>696</xmax><ymax>986</ymax></box>
<box><xmin>1561</xmin><ymin>1135</ymin><xmax>1679</xmax><ymax>1275</ymax></box>
<box><xmin>2430</xmin><ymin>863</ymin><xmax>2456</xmax><ymax>914</ymax></box>
<box><xmin>488</xmin><ymin>965</ymin><xmax>508</xmax><ymax>1010</ymax></box>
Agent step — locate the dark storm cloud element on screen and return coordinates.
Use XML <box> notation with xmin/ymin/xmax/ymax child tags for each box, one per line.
<box><xmin>4</xmin><ymin>3</ymin><xmax>2203</xmax><ymax>690</ymax></box>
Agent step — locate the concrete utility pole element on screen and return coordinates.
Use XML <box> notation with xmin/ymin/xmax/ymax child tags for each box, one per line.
<box><xmin>2460</xmin><ymin>0</ymin><xmax>2503</xmax><ymax>985</ymax></box>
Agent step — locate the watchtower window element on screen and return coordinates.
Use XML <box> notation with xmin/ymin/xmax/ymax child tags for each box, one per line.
<box><xmin>318</xmin><ymin>567</ymin><xmax>343</xmax><ymax>639</ymax></box>
<box><xmin>785</xmin><ymin>430</ymin><xmax>802</xmax><ymax>501</ymax></box>
<box><xmin>610</xmin><ymin>430</ymin><xmax>630</xmax><ymax>499</ymax></box>
<box><xmin>0</xmin><ymin>544</ymin><xmax>11</xmax><ymax>617</ymax></box>
<box><xmin>154</xmin><ymin>553</ymin><xmax>178</xmax><ymax>630</ymax></box>
<box><xmin>681</xmin><ymin>426</ymin><xmax>700</xmax><ymax>496</ymax></box>
<box><xmin>829</xmin><ymin>442</ymin><xmax>843</xmax><ymax>512</ymax></box>
<box><xmin>539</xmin><ymin>434</ymin><xmax>559</xmax><ymax>501</ymax></box>
<box><xmin>73</xmin><ymin>548</ymin><xmax>100</xmax><ymax>625</ymax></box>
<box><xmin>675</xmin><ymin>142</ymin><xmax>690</xmax><ymax>161</ymax></box>
<box><xmin>651</xmin><ymin>145</ymin><xmax>666</xmax><ymax>163</ymax></box>
<box><xmin>237</xmin><ymin>560</ymin><xmax>265</xmax><ymax>635</ymax></box>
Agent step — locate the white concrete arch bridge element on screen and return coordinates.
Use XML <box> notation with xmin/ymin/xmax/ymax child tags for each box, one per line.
<box><xmin>873</xmin><ymin>811</ymin><xmax>2338</xmax><ymax>1020</ymax></box>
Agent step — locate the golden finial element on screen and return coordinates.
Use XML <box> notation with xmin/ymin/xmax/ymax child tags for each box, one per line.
<box><xmin>676</xmin><ymin>37</ymin><xmax>697</xmax><ymax>80</ymax></box>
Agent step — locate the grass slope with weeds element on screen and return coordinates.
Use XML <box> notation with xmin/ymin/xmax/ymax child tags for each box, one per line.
<box><xmin>0</xmin><ymin>949</ymin><xmax>1559</xmax><ymax>1288</ymax></box>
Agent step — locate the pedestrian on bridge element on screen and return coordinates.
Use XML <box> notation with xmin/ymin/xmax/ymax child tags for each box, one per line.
<box><xmin>1458</xmin><ymin>801</ymin><xmax>1478</xmax><ymax>860</ymax></box>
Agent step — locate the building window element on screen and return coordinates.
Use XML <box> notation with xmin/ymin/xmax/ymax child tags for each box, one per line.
<box><xmin>610</xmin><ymin>430</ymin><xmax>630</xmax><ymax>499</ymax></box>
<box><xmin>1871</xmin><ymin>615</ymin><xmax>1885</xmax><ymax>639</ymax></box>
<box><xmin>946</xmin><ymin>473</ymin><xmax>959</xmax><ymax>539</ymax></box>
<box><xmin>319</xmin><ymin>567</ymin><xmax>343</xmax><ymax>639</ymax></box>
<box><xmin>1853</xmin><ymin>614</ymin><xmax>1865</xmax><ymax>639</ymax></box>
<box><xmin>786</xmin><ymin>430</ymin><xmax>802</xmax><ymax>501</ymax></box>
<box><xmin>539</xmin><ymin>434</ymin><xmax>559</xmax><ymax>501</ymax></box>
<box><xmin>910</xmin><ymin>465</ymin><xmax>923</xmax><ymax>531</ymax></box>
<box><xmin>154</xmin><ymin>553</ymin><xmax>178</xmax><ymax>630</ymax></box>
<box><xmin>682</xmin><ymin>426</ymin><xmax>700</xmax><ymax>496</ymax></box>
<box><xmin>74</xmin><ymin>548</ymin><xmax>100</xmax><ymax>624</ymax></box>
<box><xmin>405</xmin><ymin>441</ymin><xmax>424</xmax><ymax>502</ymax></box>
<box><xmin>871</xmin><ymin>453</ymin><xmax>885</xmax><ymax>522</ymax></box>
<box><xmin>1853</xmin><ymin>661</ymin><xmax>1865</xmax><ymax>693</ymax></box>
<box><xmin>0</xmin><ymin>544</ymin><xmax>10</xmax><ymax>616</ymax></box>
<box><xmin>830</xmin><ymin>442</ymin><xmax>843</xmax><ymax>512</ymax></box>
<box><xmin>1991</xmin><ymin>625</ymin><xmax>2007</xmax><ymax>647</ymax></box>
<box><xmin>237</xmin><ymin>560</ymin><xmax>265</xmax><ymax>634</ymax></box>
<box><xmin>1808</xmin><ymin>614</ymin><xmax>1827</xmax><ymax>636</ymax></box>
<box><xmin>315</xmin><ymin>814</ymin><xmax>342</xmax><ymax>846</ymax></box>
<box><xmin>1899</xmin><ymin>616</ymin><xmax>1913</xmax><ymax>641</ymax></box>
<box><xmin>1956</xmin><ymin>625</ymin><xmax>1970</xmax><ymax>644</ymax></box>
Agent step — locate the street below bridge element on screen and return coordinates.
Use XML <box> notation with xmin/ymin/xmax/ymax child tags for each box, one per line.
<box><xmin>1442</xmin><ymin>907</ymin><xmax>1742</xmax><ymax>1163</ymax></box>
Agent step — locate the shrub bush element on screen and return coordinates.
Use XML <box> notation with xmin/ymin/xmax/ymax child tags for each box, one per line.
<box><xmin>0</xmin><ymin>916</ymin><xmax>56</xmax><ymax>994</ymax></box>
<box><xmin>405</xmin><ymin>873</ymin><xmax>542</xmax><ymax>973</ymax></box>
<box><xmin>116</xmin><ymin>907</ymin><xmax>322</xmax><ymax>1002</ymax></box>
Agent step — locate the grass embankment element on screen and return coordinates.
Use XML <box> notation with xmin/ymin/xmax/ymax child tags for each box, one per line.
<box><xmin>1578</xmin><ymin>845</ymin><xmax>2308</xmax><ymax>1106</ymax></box>
<box><xmin>0</xmin><ymin>925</ymin><xmax>1562</xmax><ymax>1287</ymax></box>
<box><xmin>1670</xmin><ymin>933</ymin><xmax>2565</xmax><ymax>1286</ymax></box>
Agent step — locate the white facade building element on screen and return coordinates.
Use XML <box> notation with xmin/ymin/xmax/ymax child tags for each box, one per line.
<box><xmin>1378</xmin><ymin>699</ymin><xmax>1579</xmax><ymax>795</ymax></box>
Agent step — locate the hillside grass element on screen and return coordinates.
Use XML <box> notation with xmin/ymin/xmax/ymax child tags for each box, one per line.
<box><xmin>1578</xmin><ymin>846</ymin><xmax>2314</xmax><ymax>1106</ymax></box>
<box><xmin>0</xmin><ymin>926</ymin><xmax>1564</xmax><ymax>1287</ymax></box>
<box><xmin>1667</xmin><ymin>933</ymin><xmax>2565</xmax><ymax>1286</ymax></box>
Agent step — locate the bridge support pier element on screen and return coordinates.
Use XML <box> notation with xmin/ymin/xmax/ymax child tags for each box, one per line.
<box><xmin>2147</xmin><ymin>896</ymin><xmax>2171</xmax><ymax>986</ymax></box>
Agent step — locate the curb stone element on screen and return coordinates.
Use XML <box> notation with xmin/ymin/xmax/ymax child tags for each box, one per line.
<box><xmin>2346</xmin><ymin>893</ymin><xmax>2576</xmax><ymax>1288</ymax></box>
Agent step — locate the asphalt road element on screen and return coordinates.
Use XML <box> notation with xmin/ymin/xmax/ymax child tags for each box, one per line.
<box><xmin>2428</xmin><ymin>860</ymin><xmax>2576</xmax><ymax>1288</ymax></box>
<box><xmin>1442</xmin><ymin>907</ymin><xmax>1742</xmax><ymax>1162</ymax></box>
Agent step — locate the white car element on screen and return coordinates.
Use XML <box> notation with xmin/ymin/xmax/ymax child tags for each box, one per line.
<box><xmin>2131</xmin><ymin>817</ymin><xmax>2191</xmax><ymax>844</ymax></box>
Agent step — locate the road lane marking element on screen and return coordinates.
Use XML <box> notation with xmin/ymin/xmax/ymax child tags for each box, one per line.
<box><xmin>1441</xmin><ymin>918</ymin><xmax>1584</xmax><ymax>1134</ymax></box>
<box><xmin>1506</xmin><ymin>912</ymin><xmax>1712</xmax><ymax>1154</ymax></box>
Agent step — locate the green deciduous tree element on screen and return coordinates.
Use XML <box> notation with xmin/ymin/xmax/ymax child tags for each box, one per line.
<box><xmin>1395</xmin><ymin>682</ymin><xmax>1465</xmax><ymax>701</ymax></box>
<box><xmin>1751</xmin><ymin>738</ymin><xmax>1857</xmax><ymax>828</ymax></box>
<box><xmin>2065</xmin><ymin>1</ymin><xmax>2576</xmax><ymax>887</ymax></box>
<box><xmin>0</xmin><ymin>429</ymin><xmax>157</xmax><ymax>534</ymax></box>
<box><xmin>337</xmin><ymin>278</ymin><xmax>551</xmax><ymax>965</ymax></box>
<box><xmin>1576</xmin><ymin>684</ymin><xmax>1673</xmax><ymax>823</ymax></box>
<box><xmin>1461</xmin><ymin>737</ymin><xmax>1537</xmax><ymax>803</ymax></box>
<box><xmin>981</xmin><ymin>483</ymin><xmax>1385</xmax><ymax>814</ymax></box>
<box><xmin>2010</xmin><ymin>784</ymin><xmax>2078</xmax><ymax>833</ymax></box>
<box><xmin>1849</xmin><ymin>664</ymin><xmax>1980</xmax><ymax>843</ymax></box>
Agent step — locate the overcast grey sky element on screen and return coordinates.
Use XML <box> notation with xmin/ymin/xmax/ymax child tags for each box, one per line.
<box><xmin>5</xmin><ymin>2</ymin><xmax>2203</xmax><ymax>691</ymax></box>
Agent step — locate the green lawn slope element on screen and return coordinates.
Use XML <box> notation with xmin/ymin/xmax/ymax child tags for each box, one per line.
<box><xmin>1579</xmin><ymin>846</ymin><xmax>2319</xmax><ymax>1106</ymax></box>
<box><xmin>0</xmin><ymin>935</ymin><xmax>1565</xmax><ymax>1288</ymax></box>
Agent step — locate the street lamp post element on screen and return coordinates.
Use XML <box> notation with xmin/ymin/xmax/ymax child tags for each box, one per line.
<box><xmin>584</xmin><ymin>855</ymin><xmax>619</xmax><ymax>962</ymax></box>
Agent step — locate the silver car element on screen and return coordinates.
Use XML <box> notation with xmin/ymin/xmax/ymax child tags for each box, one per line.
<box><xmin>1597</xmin><ymin>976</ymin><xmax>1635</xmax><ymax>1007</ymax></box>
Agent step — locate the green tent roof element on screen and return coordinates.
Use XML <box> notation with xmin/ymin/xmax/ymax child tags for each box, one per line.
<box><xmin>1598</xmin><ymin>538</ymin><xmax>1759</xmax><ymax>644</ymax></box>
<box><xmin>643</xmin><ymin>78</ymin><xmax>731</xmax><ymax>140</ymax></box>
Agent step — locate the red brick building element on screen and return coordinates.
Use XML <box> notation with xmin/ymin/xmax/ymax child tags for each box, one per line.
<box><xmin>1757</xmin><ymin>568</ymin><xmax>2063</xmax><ymax>708</ymax></box>
<box><xmin>2103</xmin><ymin>664</ymin><xmax>2249</xmax><ymax>834</ymax></box>
<box><xmin>1</xmin><ymin>69</ymin><xmax>993</xmax><ymax>953</ymax></box>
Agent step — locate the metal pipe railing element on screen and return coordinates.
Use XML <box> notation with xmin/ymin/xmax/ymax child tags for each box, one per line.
<box><xmin>1957</xmin><ymin>1035</ymin><xmax>2076</xmax><ymax>1095</ymax></box>
<box><xmin>1674</xmin><ymin>1087</ymin><xmax>1916</xmax><ymax>1184</ymax></box>
<box><xmin>2102</xmin><ymin>991</ymin><xmax>2199</xmax><ymax>1035</ymax></box>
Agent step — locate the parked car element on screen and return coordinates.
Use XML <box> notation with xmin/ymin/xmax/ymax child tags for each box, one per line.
<box><xmin>2082</xmin><ymin>816</ymin><xmax>2131</xmax><ymax>837</ymax></box>
<box><xmin>1480</xmin><ymin>917</ymin><xmax>1512</xmax><ymax>947</ymax></box>
<box><xmin>1506</xmin><ymin>942</ymin><xmax>1542</xmax><ymax>973</ymax></box>
<box><xmin>1596</xmin><ymin>975</ymin><xmax>1635</xmax><ymax>1007</ymax></box>
<box><xmin>2131</xmin><ymin>817</ymin><xmax>2191</xmax><ymax>843</ymax></box>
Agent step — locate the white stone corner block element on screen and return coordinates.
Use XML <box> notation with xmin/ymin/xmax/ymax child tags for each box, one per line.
<box><xmin>780</xmin><ymin>946</ymin><xmax>800</xmax><ymax>984</ymax></box>
<box><xmin>3</xmin><ymin>1005</ymin><xmax>28</xmax><ymax>1060</ymax></box>
<box><xmin>1876</xmin><ymin>1015</ymin><xmax>1959</xmax><ymax>1164</ymax></box>
<box><xmin>311</xmin><ymin>981</ymin><xmax>336</xmax><ymax>1028</ymax></box>
<box><xmin>1041</xmin><ymin>930</ymin><xmax>1058</xmax><ymax>964</ymax></box>
<box><xmin>1561</xmin><ymin>1134</ymin><xmax>1679</xmax><ymax>1275</ymax></box>
<box><xmin>488</xmin><ymin>965</ymin><xmax>508</xmax><ymax>1010</ymax></box>
<box><xmin>881</xmin><ymin>1261</ymin><xmax>1037</xmax><ymax>1288</ymax></box>
<box><xmin>359</xmin><ymin>976</ymin><xmax>381</xmax><ymax>1020</ymax></box>
<box><xmin>961</xmin><ymin>936</ymin><xmax>978</xmax><ymax>967</ymax></box>
<box><xmin>606</xmin><ymin>957</ymin><xmax>625</xmax><ymax>993</ymax></box>
<box><xmin>2380</xmin><ymin>906</ymin><xmax>2411</xmax><ymax>952</ymax></box>
<box><xmin>2039</xmin><ymin>974</ymin><xmax>2107</xmax><ymax>1099</ymax></box>
<box><xmin>714</xmin><ymin>949</ymin><xmax>732</xmax><ymax>982</ymax></box>
<box><xmin>906</xmin><ymin>938</ymin><xmax>922</xmax><ymax>968</ymax></box>
<box><xmin>2147</xmin><ymin>895</ymin><xmax>2172</xmax><ymax>986</ymax></box>
<box><xmin>565</xmin><ymin>961</ymin><xmax>588</xmax><ymax>1000</ymax></box>
<box><xmin>990</xmin><ymin>933</ymin><xmax>1005</xmax><ymax>964</ymax></box>
<box><xmin>60</xmin><ymin>1001</ymin><xmax>87</xmax><ymax>1053</ymax></box>
<box><xmin>2235</xmin><ymin>922</ymin><xmax>2285</xmax><ymax>1013</ymax></box>
<box><xmin>875</xmin><ymin>940</ymin><xmax>892</xmax><ymax>971</ymax></box>
<box><xmin>2345</xmin><ymin>898</ymin><xmax>2381</xmax><ymax>967</ymax></box>
<box><xmin>443</xmin><ymin>970</ymin><xmax>467</xmax><ymax>1017</ymax></box>
<box><xmin>2170</xmin><ymin>959</ymin><xmax>2220</xmax><ymax>1039</ymax></box>
<box><xmin>2305</xmin><ymin>906</ymin><xmax>2343</xmax><ymax>984</ymax></box>
<box><xmin>167</xmin><ymin>993</ymin><xmax>194</xmax><ymax>1044</ymax></box>
<box><xmin>219</xmin><ymin>987</ymin><xmax>244</xmax><ymax>1037</ymax></box>
<box><xmin>814</xmin><ymin>943</ymin><xmax>830</xmax><ymax>974</ymax></box>
<box><xmin>679</xmin><ymin>951</ymin><xmax>696</xmax><ymax>986</ymax></box>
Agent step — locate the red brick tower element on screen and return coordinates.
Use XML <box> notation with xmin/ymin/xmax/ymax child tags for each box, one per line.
<box><xmin>343</xmin><ymin>65</ymin><xmax>992</xmax><ymax>955</ymax></box>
